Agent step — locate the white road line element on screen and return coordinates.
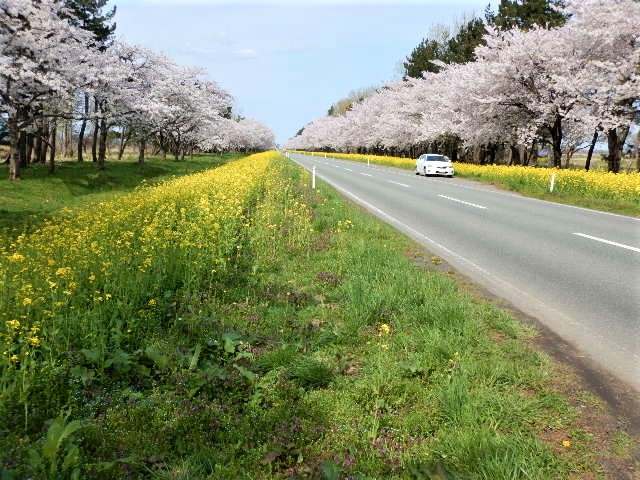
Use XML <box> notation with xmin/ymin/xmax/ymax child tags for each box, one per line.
<box><xmin>360</xmin><ymin>173</ymin><xmax>373</xmax><ymax>177</ymax></box>
<box><xmin>438</xmin><ymin>194</ymin><xmax>487</xmax><ymax>210</ymax></box>
<box><xmin>344</xmin><ymin>168</ymin><xmax>354</xmax><ymax>172</ymax></box>
<box><xmin>572</xmin><ymin>233</ymin><xmax>640</xmax><ymax>253</ymax></box>
<box><xmin>387</xmin><ymin>180</ymin><xmax>410</xmax><ymax>188</ymax></box>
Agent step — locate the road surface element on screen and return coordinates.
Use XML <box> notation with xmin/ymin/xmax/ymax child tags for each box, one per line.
<box><xmin>290</xmin><ymin>152</ymin><xmax>640</xmax><ymax>390</ymax></box>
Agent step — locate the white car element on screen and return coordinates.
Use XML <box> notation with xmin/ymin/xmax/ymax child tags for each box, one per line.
<box><xmin>415</xmin><ymin>154</ymin><xmax>454</xmax><ymax>177</ymax></box>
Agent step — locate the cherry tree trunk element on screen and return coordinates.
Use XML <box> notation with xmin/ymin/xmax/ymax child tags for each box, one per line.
<box><xmin>64</xmin><ymin>120</ymin><xmax>73</xmax><ymax>158</ymax></box>
<box><xmin>585</xmin><ymin>128</ymin><xmax>599</xmax><ymax>171</ymax></box>
<box><xmin>78</xmin><ymin>93</ymin><xmax>89</xmax><ymax>162</ymax></box>
<box><xmin>39</xmin><ymin>122</ymin><xmax>50</xmax><ymax>165</ymax></box>
<box><xmin>18</xmin><ymin>130</ymin><xmax>28</xmax><ymax>168</ymax></box>
<box><xmin>118</xmin><ymin>126</ymin><xmax>128</xmax><ymax>160</ymax></box>
<box><xmin>606</xmin><ymin>127</ymin><xmax>629</xmax><ymax>173</ymax></box>
<box><xmin>138</xmin><ymin>138</ymin><xmax>146</xmax><ymax>164</ymax></box>
<box><xmin>48</xmin><ymin>119</ymin><xmax>57</xmax><ymax>174</ymax></box>
<box><xmin>509</xmin><ymin>145</ymin><xmax>520</xmax><ymax>165</ymax></box>
<box><xmin>92</xmin><ymin>97</ymin><xmax>100</xmax><ymax>163</ymax></box>
<box><xmin>91</xmin><ymin>120</ymin><xmax>99</xmax><ymax>163</ymax></box>
<box><xmin>525</xmin><ymin>141</ymin><xmax>537</xmax><ymax>166</ymax></box>
<box><xmin>33</xmin><ymin>125</ymin><xmax>43</xmax><ymax>164</ymax></box>
<box><xmin>550</xmin><ymin>116</ymin><xmax>563</xmax><ymax>168</ymax></box>
<box><xmin>7</xmin><ymin>116</ymin><xmax>21</xmax><ymax>180</ymax></box>
<box><xmin>25</xmin><ymin>133</ymin><xmax>34</xmax><ymax>166</ymax></box>
<box><xmin>159</xmin><ymin>133</ymin><xmax>167</xmax><ymax>160</ymax></box>
<box><xmin>97</xmin><ymin>119</ymin><xmax>108</xmax><ymax>170</ymax></box>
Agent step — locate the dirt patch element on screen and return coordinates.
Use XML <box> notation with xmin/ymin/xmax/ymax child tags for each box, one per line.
<box><xmin>406</xmin><ymin>247</ymin><xmax>640</xmax><ymax>479</ymax></box>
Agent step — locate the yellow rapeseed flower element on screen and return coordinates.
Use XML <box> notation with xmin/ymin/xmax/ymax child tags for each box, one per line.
<box><xmin>377</xmin><ymin>323</ymin><xmax>392</xmax><ymax>336</ymax></box>
<box><xmin>55</xmin><ymin>267</ymin><xmax>73</xmax><ymax>279</ymax></box>
<box><xmin>5</xmin><ymin>320</ymin><xmax>20</xmax><ymax>330</ymax></box>
<box><xmin>7</xmin><ymin>253</ymin><xmax>25</xmax><ymax>263</ymax></box>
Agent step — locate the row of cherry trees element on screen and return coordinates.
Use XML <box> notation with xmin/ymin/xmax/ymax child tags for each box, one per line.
<box><xmin>285</xmin><ymin>0</ymin><xmax>639</xmax><ymax>172</ymax></box>
<box><xmin>0</xmin><ymin>0</ymin><xmax>275</xmax><ymax>179</ymax></box>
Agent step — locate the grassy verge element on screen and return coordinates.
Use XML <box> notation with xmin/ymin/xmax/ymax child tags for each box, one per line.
<box><xmin>452</xmin><ymin>165</ymin><xmax>639</xmax><ymax>217</ymax></box>
<box><xmin>0</xmin><ymin>154</ymin><xmax>242</xmax><ymax>232</ymax></box>
<box><xmin>0</xmin><ymin>154</ymin><xmax>633</xmax><ymax>478</ymax></box>
<box><xmin>290</xmin><ymin>151</ymin><xmax>640</xmax><ymax>216</ymax></box>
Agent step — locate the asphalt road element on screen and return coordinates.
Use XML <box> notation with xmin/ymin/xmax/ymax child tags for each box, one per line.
<box><xmin>289</xmin><ymin>152</ymin><xmax>640</xmax><ymax>390</ymax></box>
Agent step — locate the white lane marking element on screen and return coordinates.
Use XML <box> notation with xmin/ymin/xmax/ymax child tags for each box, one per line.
<box><xmin>387</xmin><ymin>180</ymin><xmax>410</xmax><ymax>188</ymax></box>
<box><xmin>438</xmin><ymin>194</ymin><xmax>487</xmax><ymax>210</ymax></box>
<box><xmin>344</xmin><ymin>168</ymin><xmax>354</xmax><ymax>172</ymax></box>
<box><xmin>572</xmin><ymin>233</ymin><xmax>640</xmax><ymax>253</ymax></box>
<box><xmin>360</xmin><ymin>173</ymin><xmax>373</xmax><ymax>177</ymax></box>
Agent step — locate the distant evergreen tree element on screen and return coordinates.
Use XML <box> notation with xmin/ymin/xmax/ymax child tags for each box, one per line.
<box><xmin>491</xmin><ymin>0</ymin><xmax>568</xmax><ymax>30</ymax></box>
<box><xmin>404</xmin><ymin>17</ymin><xmax>486</xmax><ymax>78</ymax></box>
<box><xmin>442</xmin><ymin>17</ymin><xmax>486</xmax><ymax>65</ymax></box>
<box><xmin>65</xmin><ymin>0</ymin><xmax>116</xmax><ymax>47</ymax></box>
<box><xmin>404</xmin><ymin>1</ymin><xmax>567</xmax><ymax>79</ymax></box>
<box><xmin>403</xmin><ymin>38</ymin><xmax>447</xmax><ymax>77</ymax></box>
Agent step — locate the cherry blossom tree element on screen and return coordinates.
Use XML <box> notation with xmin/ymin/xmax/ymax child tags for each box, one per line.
<box><xmin>0</xmin><ymin>0</ymin><xmax>97</xmax><ymax>178</ymax></box>
<box><xmin>286</xmin><ymin>0</ymin><xmax>639</xmax><ymax>173</ymax></box>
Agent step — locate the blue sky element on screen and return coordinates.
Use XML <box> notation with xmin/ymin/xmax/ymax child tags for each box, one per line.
<box><xmin>111</xmin><ymin>0</ymin><xmax>491</xmax><ymax>143</ymax></box>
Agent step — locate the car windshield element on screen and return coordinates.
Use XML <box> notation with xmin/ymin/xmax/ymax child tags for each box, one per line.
<box><xmin>426</xmin><ymin>155</ymin><xmax>449</xmax><ymax>162</ymax></box>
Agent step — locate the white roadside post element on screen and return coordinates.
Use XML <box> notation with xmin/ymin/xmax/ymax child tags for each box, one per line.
<box><xmin>549</xmin><ymin>172</ymin><xmax>556</xmax><ymax>193</ymax></box>
<box><xmin>312</xmin><ymin>166</ymin><xmax>316</xmax><ymax>189</ymax></box>
<box><xmin>367</xmin><ymin>158</ymin><xmax>370</xmax><ymax>167</ymax></box>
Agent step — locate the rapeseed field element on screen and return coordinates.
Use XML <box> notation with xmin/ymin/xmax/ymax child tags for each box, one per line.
<box><xmin>1</xmin><ymin>151</ymin><xmax>275</xmax><ymax>409</ymax></box>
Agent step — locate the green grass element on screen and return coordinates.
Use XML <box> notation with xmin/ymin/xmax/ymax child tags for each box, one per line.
<box><xmin>0</xmin><ymin>154</ymin><xmax>242</xmax><ymax>232</ymax></box>
<box><xmin>0</xmin><ymin>155</ymin><xmax>623</xmax><ymax>478</ymax></box>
